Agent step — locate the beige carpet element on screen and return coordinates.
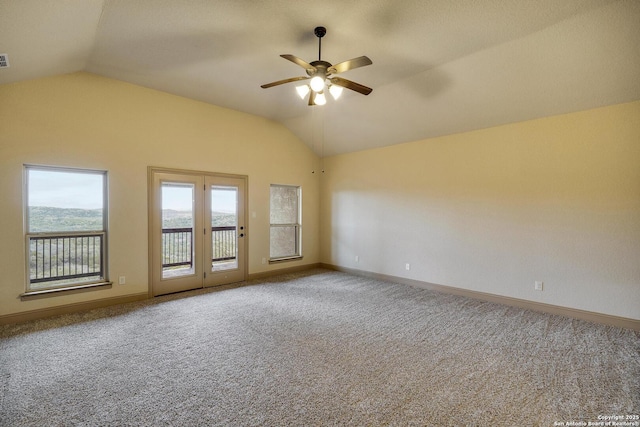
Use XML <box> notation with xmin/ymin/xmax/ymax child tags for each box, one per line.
<box><xmin>1</xmin><ymin>269</ymin><xmax>638</xmax><ymax>426</ymax></box>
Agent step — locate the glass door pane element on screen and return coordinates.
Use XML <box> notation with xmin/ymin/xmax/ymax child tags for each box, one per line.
<box><xmin>210</xmin><ymin>186</ymin><xmax>238</xmax><ymax>272</ymax></box>
<box><xmin>150</xmin><ymin>169</ymin><xmax>245</xmax><ymax>295</ymax></box>
<box><xmin>162</xmin><ymin>182</ymin><xmax>195</xmax><ymax>279</ymax></box>
<box><xmin>204</xmin><ymin>175</ymin><xmax>246</xmax><ymax>288</ymax></box>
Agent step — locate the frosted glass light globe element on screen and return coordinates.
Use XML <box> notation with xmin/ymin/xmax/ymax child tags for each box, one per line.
<box><xmin>296</xmin><ymin>85</ymin><xmax>310</xmax><ymax>99</ymax></box>
<box><xmin>310</xmin><ymin>75</ymin><xmax>325</xmax><ymax>92</ymax></box>
<box><xmin>329</xmin><ymin>84</ymin><xmax>343</xmax><ymax>100</ymax></box>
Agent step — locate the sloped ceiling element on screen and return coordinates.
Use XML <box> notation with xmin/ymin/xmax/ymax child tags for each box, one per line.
<box><xmin>1</xmin><ymin>0</ymin><xmax>639</xmax><ymax>156</ymax></box>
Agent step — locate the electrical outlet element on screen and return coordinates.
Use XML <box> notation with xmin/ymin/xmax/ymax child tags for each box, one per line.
<box><xmin>405</xmin><ymin>263</ymin><xmax>411</xmax><ymax>271</ymax></box>
<box><xmin>262</xmin><ymin>257</ymin><xmax>267</xmax><ymax>265</ymax></box>
<box><xmin>355</xmin><ymin>255</ymin><xmax>359</xmax><ymax>263</ymax></box>
<box><xmin>534</xmin><ymin>281</ymin><xmax>543</xmax><ymax>291</ymax></box>
<box><xmin>118</xmin><ymin>276</ymin><xmax>126</xmax><ymax>285</ymax></box>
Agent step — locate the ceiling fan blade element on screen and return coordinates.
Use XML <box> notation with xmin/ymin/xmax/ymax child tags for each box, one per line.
<box><xmin>280</xmin><ymin>54</ymin><xmax>316</xmax><ymax>72</ymax></box>
<box><xmin>329</xmin><ymin>77</ymin><xmax>373</xmax><ymax>95</ymax></box>
<box><xmin>261</xmin><ymin>76</ymin><xmax>309</xmax><ymax>89</ymax></box>
<box><xmin>308</xmin><ymin>90</ymin><xmax>316</xmax><ymax>106</ymax></box>
<box><xmin>328</xmin><ymin>56</ymin><xmax>372</xmax><ymax>75</ymax></box>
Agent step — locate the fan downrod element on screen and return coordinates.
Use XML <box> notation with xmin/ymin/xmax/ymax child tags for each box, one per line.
<box><xmin>314</xmin><ymin>27</ymin><xmax>327</xmax><ymax>61</ymax></box>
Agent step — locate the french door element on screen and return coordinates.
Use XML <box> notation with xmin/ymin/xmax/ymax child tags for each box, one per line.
<box><xmin>149</xmin><ymin>168</ymin><xmax>247</xmax><ymax>296</ymax></box>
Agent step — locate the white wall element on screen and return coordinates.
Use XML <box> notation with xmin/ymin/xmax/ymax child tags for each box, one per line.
<box><xmin>0</xmin><ymin>72</ymin><xmax>321</xmax><ymax>317</ymax></box>
<box><xmin>320</xmin><ymin>101</ymin><xmax>640</xmax><ymax>320</ymax></box>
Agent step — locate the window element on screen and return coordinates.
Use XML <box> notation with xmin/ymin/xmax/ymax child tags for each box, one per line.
<box><xmin>25</xmin><ymin>165</ymin><xmax>108</xmax><ymax>293</ymax></box>
<box><xmin>270</xmin><ymin>184</ymin><xmax>301</xmax><ymax>261</ymax></box>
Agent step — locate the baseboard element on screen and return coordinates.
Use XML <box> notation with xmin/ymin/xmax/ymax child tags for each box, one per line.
<box><xmin>247</xmin><ymin>263</ymin><xmax>322</xmax><ymax>281</ymax></box>
<box><xmin>321</xmin><ymin>264</ymin><xmax>640</xmax><ymax>332</ymax></box>
<box><xmin>1</xmin><ymin>263</ymin><xmax>323</xmax><ymax>325</ymax></box>
<box><xmin>0</xmin><ymin>292</ymin><xmax>149</xmax><ymax>325</ymax></box>
<box><xmin>5</xmin><ymin>264</ymin><xmax>635</xmax><ymax>331</ymax></box>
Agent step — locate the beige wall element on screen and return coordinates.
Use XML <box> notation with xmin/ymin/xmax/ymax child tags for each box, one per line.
<box><xmin>320</xmin><ymin>101</ymin><xmax>640</xmax><ymax>320</ymax></box>
<box><xmin>0</xmin><ymin>72</ymin><xmax>321</xmax><ymax>316</ymax></box>
<box><xmin>2</xmin><ymin>72</ymin><xmax>638</xmax><ymax>322</ymax></box>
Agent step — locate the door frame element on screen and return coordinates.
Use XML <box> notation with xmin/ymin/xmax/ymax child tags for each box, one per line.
<box><xmin>147</xmin><ymin>166</ymin><xmax>249</xmax><ymax>297</ymax></box>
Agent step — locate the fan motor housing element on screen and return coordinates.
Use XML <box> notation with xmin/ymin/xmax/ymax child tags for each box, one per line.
<box><xmin>308</xmin><ymin>60</ymin><xmax>332</xmax><ymax>77</ymax></box>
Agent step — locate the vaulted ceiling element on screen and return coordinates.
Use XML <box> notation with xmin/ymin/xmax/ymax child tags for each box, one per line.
<box><xmin>1</xmin><ymin>0</ymin><xmax>639</xmax><ymax>156</ymax></box>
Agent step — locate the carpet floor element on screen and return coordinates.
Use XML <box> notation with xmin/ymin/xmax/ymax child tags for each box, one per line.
<box><xmin>1</xmin><ymin>269</ymin><xmax>638</xmax><ymax>426</ymax></box>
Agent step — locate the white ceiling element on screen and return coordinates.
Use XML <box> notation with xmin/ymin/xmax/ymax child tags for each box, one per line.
<box><xmin>1</xmin><ymin>0</ymin><xmax>639</xmax><ymax>156</ymax></box>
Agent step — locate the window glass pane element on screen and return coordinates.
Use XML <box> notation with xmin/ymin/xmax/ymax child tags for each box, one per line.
<box><xmin>211</xmin><ymin>186</ymin><xmax>237</xmax><ymax>227</ymax></box>
<box><xmin>26</xmin><ymin>166</ymin><xmax>107</xmax><ymax>291</ymax></box>
<box><xmin>211</xmin><ymin>185</ymin><xmax>238</xmax><ymax>271</ymax></box>
<box><xmin>269</xmin><ymin>184</ymin><xmax>301</xmax><ymax>259</ymax></box>
<box><xmin>270</xmin><ymin>185</ymin><xmax>298</xmax><ymax>224</ymax></box>
<box><xmin>161</xmin><ymin>183</ymin><xmax>194</xmax><ymax>228</ymax></box>
<box><xmin>161</xmin><ymin>183</ymin><xmax>195</xmax><ymax>279</ymax></box>
<box><xmin>270</xmin><ymin>226</ymin><xmax>297</xmax><ymax>259</ymax></box>
<box><xmin>28</xmin><ymin>169</ymin><xmax>104</xmax><ymax>232</ymax></box>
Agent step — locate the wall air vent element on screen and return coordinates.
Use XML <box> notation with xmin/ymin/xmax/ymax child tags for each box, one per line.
<box><xmin>0</xmin><ymin>54</ymin><xmax>9</xmax><ymax>68</ymax></box>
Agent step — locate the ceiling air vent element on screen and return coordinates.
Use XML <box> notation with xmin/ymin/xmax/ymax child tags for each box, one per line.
<box><xmin>0</xmin><ymin>54</ymin><xmax>9</xmax><ymax>68</ymax></box>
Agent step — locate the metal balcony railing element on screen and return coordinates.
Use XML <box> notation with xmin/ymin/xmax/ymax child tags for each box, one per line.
<box><xmin>162</xmin><ymin>226</ymin><xmax>237</xmax><ymax>270</ymax></box>
<box><xmin>211</xmin><ymin>226</ymin><xmax>237</xmax><ymax>262</ymax></box>
<box><xmin>28</xmin><ymin>232</ymin><xmax>105</xmax><ymax>286</ymax></box>
<box><xmin>28</xmin><ymin>227</ymin><xmax>238</xmax><ymax>287</ymax></box>
<box><xmin>162</xmin><ymin>227</ymin><xmax>193</xmax><ymax>268</ymax></box>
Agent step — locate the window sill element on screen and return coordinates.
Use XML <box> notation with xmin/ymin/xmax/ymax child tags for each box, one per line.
<box><xmin>20</xmin><ymin>282</ymin><xmax>113</xmax><ymax>301</ymax></box>
<box><xmin>269</xmin><ymin>256</ymin><xmax>303</xmax><ymax>264</ymax></box>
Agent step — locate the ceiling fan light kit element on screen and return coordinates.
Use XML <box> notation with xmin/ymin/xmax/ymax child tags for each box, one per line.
<box><xmin>261</xmin><ymin>26</ymin><xmax>372</xmax><ymax>106</ymax></box>
<box><xmin>329</xmin><ymin>84</ymin><xmax>343</xmax><ymax>100</ymax></box>
<box><xmin>310</xmin><ymin>75</ymin><xmax>325</xmax><ymax>92</ymax></box>
<box><xmin>295</xmin><ymin>85</ymin><xmax>310</xmax><ymax>99</ymax></box>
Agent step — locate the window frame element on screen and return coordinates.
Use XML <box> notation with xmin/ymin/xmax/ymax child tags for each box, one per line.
<box><xmin>269</xmin><ymin>184</ymin><xmax>302</xmax><ymax>263</ymax></box>
<box><xmin>23</xmin><ymin>164</ymin><xmax>110</xmax><ymax>295</ymax></box>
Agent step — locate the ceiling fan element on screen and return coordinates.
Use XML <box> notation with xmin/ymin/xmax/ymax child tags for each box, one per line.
<box><xmin>261</xmin><ymin>26</ymin><xmax>373</xmax><ymax>106</ymax></box>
